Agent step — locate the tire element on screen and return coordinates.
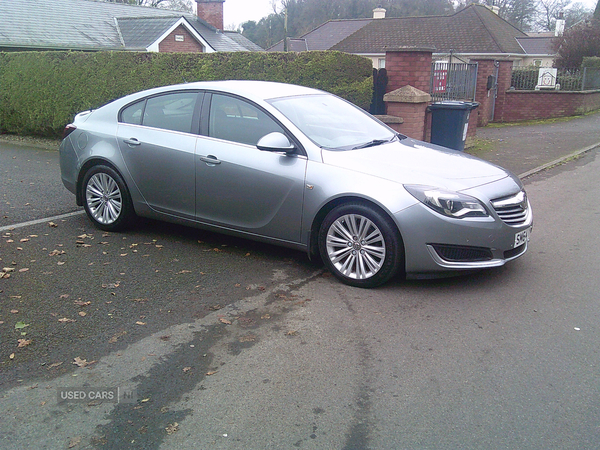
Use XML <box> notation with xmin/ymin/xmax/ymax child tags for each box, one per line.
<box><xmin>81</xmin><ymin>165</ymin><xmax>135</xmax><ymax>232</ymax></box>
<box><xmin>318</xmin><ymin>202</ymin><xmax>404</xmax><ymax>288</ymax></box>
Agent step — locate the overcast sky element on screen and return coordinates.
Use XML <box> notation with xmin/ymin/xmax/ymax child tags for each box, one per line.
<box><xmin>223</xmin><ymin>0</ymin><xmax>276</xmax><ymax>29</ymax></box>
<box><xmin>217</xmin><ymin>0</ymin><xmax>598</xmax><ymax>30</ymax></box>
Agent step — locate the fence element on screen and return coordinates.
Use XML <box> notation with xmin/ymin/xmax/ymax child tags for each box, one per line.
<box><xmin>430</xmin><ymin>62</ymin><xmax>478</xmax><ymax>102</ymax></box>
<box><xmin>511</xmin><ymin>66</ymin><xmax>600</xmax><ymax>91</ymax></box>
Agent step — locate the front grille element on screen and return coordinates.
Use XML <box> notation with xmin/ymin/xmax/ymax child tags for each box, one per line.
<box><xmin>491</xmin><ymin>191</ymin><xmax>529</xmax><ymax>226</ymax></box>
<box><xmin>431</xmin><ymin>244</ymin><xmax>493</xmax><ymax>262</ymax></box>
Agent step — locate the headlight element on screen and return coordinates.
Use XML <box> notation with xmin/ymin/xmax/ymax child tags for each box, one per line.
<box><xmin>404</xmin><ymin>185</ymin><xmax>489</xmax><ymax>219</ymax></box>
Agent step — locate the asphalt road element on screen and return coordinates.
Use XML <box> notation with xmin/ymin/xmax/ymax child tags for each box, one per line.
<box><xmin>1</xmin><ymin>142</ymin><xmax>599</xmax><ymax>449</ymax></box>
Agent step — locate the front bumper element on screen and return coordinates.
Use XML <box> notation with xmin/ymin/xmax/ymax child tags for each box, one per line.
<box><xmin>396</xmin><ymin>191</ymin><xmax>532</xmax><ymax>276</ymax></box>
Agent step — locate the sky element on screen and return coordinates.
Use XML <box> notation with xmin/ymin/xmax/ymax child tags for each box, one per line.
<box><xmin>222</xmin><ymin>0</ymin><xmax>277</xmax><ymax>29</ymax></box>
<box><xmin>215</xmin><ymin>0</ymin><xmax>599</xmax><ymax>30</ymax></box>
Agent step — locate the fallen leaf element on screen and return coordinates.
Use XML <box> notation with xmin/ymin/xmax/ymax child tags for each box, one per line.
<box><xmin>286</xmin><ymin>330</ymin><xmax>298</xmax><ymax>336</ymax></box>
<box><xmin>183</xmin><ymin>367</ymin><xmax>191</xmax><ymax>372</ymax></box>
<box><xmin>18</xmin><ymin>268</ymin><xmax>29</xmax><ymax>273</ymax></box>
<box><xmin>58</xmin><ymin>317</ymin><xmax>76</xmax><ymax>323</ymax></box>
<box><xmin>135</xmin><ymin>321</ymin><xmax>146</xmax><ymax>325</ymax></box>
<box><xmin>47</xmin><ymin>362</ymin><xmax>63</xmax><ymax>369</ymax></box>
<box><xmin>20</xmin><ymin>238</ymin><xmax>29</xmax><ymax>243</ymax></box>
<box><xmin>9</xmin><ymin>353</ymin><xmax>15</xmax><ymax>360</ymax></box>
<box><xmin>15</xmin><ymin>321</ymin><xmax>30</xmax><ymax>329</ymax></box>
<box><xmin>141</xmin><ymin>398</ymin><xmax>150</xmax><ymax>403</ymax></box>
<box><xmin>73</xmin><ymin>357</ymin><xmax>96</xmax><ymax>368</ymax></box>
<box><xmin>206</xmin><ymin>371</ymin><xmax>217</xmax><ymax>376</ymax></box>
<box><xmin>239</xmin><ymin>335</ymin><xmax>256</xmax><ymax>342</ymax></box>
<box><xmin>78</xmin><ymin>311</ymin><xmax>87</xmax><ymax>317</ymax></box>
<box><xmin>10</xmin><ymin>309</ymin><xmax>18</xmax><ymax>314</ymax></box>
<box><xmin>108</xmin><ymin>330</ymin><xmax>127</xmax><ymax>343</ymax></box>
<box><xmin>48</xmin><ymin>222</ymin><xmax>58</xmax><ymax>228</ymax></box>
<box><xmin>74</xmin><ymin>300</ymin><xmax>91</xmax><ymax>306</ymax></box>
<box><xmin>219</xmin><ymin>318</ymin><xmax>232</xmax><ymax>325</ymax></box>
<box><xmin>17</xmin><ymin>339</ymin><xmax>32</xmax><ymax>348</ymax></box>
<box><xmin>60</xmin><ymin>294</ymin><xmax>70</xmax><ymax>299</ymax></box>
<box><xmin>165</xmin><ymin>422</ymin><xmax>179</xmax><ymax>435</ymax></box>
<box><xmin>68</xmin><ymin>436</ymin><xmax>81</xmax><ymax>448</ymax></box>
<box><xmin>48</xmin><ymin>249</ymin><xmax>65</xmax><ymax>256</ymax></box>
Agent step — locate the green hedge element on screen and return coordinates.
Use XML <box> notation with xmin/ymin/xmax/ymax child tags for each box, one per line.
<box><xmin>582</xmin><ymin>57</ymin><xmax>600</xmax><ymax>68</ymax></box>
<box><xmin>0</xmin><ymin>50</ymin><xmax>373</xmax><ymax>138</ymax></box>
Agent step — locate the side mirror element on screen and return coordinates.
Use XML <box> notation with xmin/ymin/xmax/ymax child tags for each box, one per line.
<box><xmin>257</xmin><ymin>132</ymin><xmax>296</xmax><ymax>154</ymax></box>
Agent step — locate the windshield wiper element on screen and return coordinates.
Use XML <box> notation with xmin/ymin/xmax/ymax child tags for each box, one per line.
<box><xmin>352</xmin><ymin>137</ymin><xmax>394</xmax><ymax>150</ymax></box>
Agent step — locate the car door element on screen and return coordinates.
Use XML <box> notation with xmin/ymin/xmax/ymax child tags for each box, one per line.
<box><xmin>194</xmin><ymin>92</ymin><xmax>307</xmax><ymax>243</ymax></box>
<box><xmin>117</xmin><ymin>91</ymin><xmax>202</xmax><ymax>219</ymax></box>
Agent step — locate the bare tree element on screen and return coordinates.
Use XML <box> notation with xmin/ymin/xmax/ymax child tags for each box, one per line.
<box><xmin>536</xmin><ymin>0</ymin><xmax>572</xmax><ymax>31</ymax></box>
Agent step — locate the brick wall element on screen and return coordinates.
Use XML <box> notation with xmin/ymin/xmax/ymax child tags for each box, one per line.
<box><xmin>495</xmin><ymin>90</ymin><xmax>600</xmax><ymax>122</ymax></box>
<box><xmin>158</xmin><ymin>25</ymin><xmax>204</xmax><ymax>53</ymax></box>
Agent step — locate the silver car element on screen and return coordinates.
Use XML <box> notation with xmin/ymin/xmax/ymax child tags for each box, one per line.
<box><xmin>59</xmin><ymin>80</ymin><xmax>532</xmax><ymax>288</ymax></box>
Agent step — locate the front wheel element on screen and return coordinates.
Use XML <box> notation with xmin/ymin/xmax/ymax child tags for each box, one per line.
<box><xmin>81</xmin><ymin>165</ymin><xmax>135</xmax><ymax>232</ymax></box>
<box><xmin>318</xmin><ymin>202</ymin><xmax>404</xmax><ymax>288</ymax></box>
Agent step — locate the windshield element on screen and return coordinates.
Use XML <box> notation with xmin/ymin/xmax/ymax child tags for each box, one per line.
<box><xmin>268</xmin><ymin>94</ymin><xmax>396</xmax><ymax>150</ymax></box>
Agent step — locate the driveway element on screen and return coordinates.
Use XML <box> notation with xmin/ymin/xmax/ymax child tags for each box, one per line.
<box><xmin>1</xmin><ymin>140</ymin><xmax>600</xmax><ymax>449</ymax></box>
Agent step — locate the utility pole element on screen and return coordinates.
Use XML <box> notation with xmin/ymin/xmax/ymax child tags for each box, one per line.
<box><xmin>283</xmin><ymin>7</ymin><xmax>288</xmax><ymax>52</ymax></box>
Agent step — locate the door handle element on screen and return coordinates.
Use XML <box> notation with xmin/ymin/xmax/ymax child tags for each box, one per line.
<box><xmin>199</xmin><ymin>155</ymin><xmax>221</xmax><ymax>166</ymax></box>
<box><xmin>123</xmin><ymin>138</ymin><xmax>141</xmax><ymax>147</ymax></box>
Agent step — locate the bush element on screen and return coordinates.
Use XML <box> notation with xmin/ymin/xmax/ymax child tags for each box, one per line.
<box><xmin>582</xmin><ymin>56</ymin><xmax>600</xmax><ymax>68</ymax></box>
<box><xmin>0</xmin><ymin>51</ymin><xmax>373</xmax><ymax>137</ymax></box>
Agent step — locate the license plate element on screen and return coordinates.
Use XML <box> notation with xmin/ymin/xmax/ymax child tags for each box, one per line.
<box><xmin>514</xmin><ymin>227</ymin><xmax>532</xmax><ymax>247</ymax></box>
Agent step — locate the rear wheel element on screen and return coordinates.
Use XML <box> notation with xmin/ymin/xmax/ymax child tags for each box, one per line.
<box><xmin>81</xmin><ymin>165</ymin><xmax>135</xmax><ymax>231</ymax></box>
<box><xmin>318</xmin><ymin>202</ymin><xmax>403</xmax><ymax>288</ymax></box>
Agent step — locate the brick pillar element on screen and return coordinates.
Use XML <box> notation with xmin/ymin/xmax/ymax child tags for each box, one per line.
<box><xmin>383</xmin><ymin>85</ymin><xmax>431</xmax><ymax>140</ymax></box>
<box><xmin>471</xmin><ymin>59</ymin><xmax>497</xmax><ymax>127</ymax></box>
<box><xmin>492</xmin><ymin>60</ymin><xmax>515</xmax><ymax>123</ymax></box>
<box><xmin>384</xmin><ymin>47</ymin><xmax>434</xmax><ymax>94</ymax></box>
<box><xmin>196</xmin><ymin>0</ymin><xmax>225</xmax><ymax>30</ymax></box>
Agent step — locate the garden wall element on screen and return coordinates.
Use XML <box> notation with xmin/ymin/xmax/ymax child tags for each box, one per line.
<box><xmin>494</xmin><ymin>89</ymin><xmax>600</xmax><ymax>122</ymax></box>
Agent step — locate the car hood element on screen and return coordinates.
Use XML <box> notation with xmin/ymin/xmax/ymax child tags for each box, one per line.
<box><xmin>321</xmin><ymin>138</ymin><xmax>510</xmax><ymax>190</ymax></box>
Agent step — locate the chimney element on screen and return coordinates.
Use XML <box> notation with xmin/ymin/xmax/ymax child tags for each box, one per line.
<box><xmin>373</xmin><ymin>7</ymin><xmax>386</xmax><ymax>19</ymax></box>
<box><xmin>196</xmin><ymin>0</ymin><xmax>225</xmax><ymax>30</ymax></box>
<box><xmin>555</xmin><ymin>12</ymin><xmax>565</xmax><ymax>36</ymax></box>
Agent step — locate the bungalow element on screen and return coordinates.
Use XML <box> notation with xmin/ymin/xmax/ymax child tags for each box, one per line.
<box><xmin>269</xmin><ymin>5</ymin><xmax>551</xmax><ymax>68</ymax></box>
<box><xmin>0</xmin><ymin>0</ymin><xmax>263</xmax><ymax>53</ymax></box>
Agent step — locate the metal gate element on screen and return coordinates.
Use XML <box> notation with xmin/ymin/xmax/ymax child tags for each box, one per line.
<box><xmin>430</xmin><ymin>62</ymin><xmax>478</xmax><ymax>102</ymax></box>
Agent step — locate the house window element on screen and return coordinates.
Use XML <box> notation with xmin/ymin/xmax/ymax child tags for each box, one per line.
<box><xmin>175</xmin><ymin>35</ymin><xmax>184</xmax><ymax>42</ymax></box>
<box><xmin>378</xmin><ymin>58</ymin><xmax>386</xmax><ymax>69</ymax></box>
<box><xmin>533</xmin><ymin>59</ymin><xmax>542</xmax><ymax>67</ymax></box>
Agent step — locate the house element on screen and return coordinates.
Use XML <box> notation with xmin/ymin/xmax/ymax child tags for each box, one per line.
<box><xmin>269</xmin><ymin>4</ymin><xmax>547</xmax><ymax>68</ymax></box>
<box><xmin>0</xmin><ymin>0</ymin><xmax>263</xmax><ymax>53</ymax></box>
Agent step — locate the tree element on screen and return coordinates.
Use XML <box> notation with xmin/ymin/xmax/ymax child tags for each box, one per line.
<box><xmin>536</xmin><ymin>0</ymin><xmax>572</xmax><ymax>31</ymax></box>
<box><xmin>553</xmin><ymin>18</ymin><xmax>600</xmax><ymax>67</ymax></box>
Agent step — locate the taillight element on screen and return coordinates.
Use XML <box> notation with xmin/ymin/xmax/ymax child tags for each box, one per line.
<box><xmin>62</xmin><ymin>124</ymin><xmax>77</xmax><ymax>140</ymax></box>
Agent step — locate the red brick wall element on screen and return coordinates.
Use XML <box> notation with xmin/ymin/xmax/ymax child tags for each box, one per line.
<box><xmin>385</xmin><ymin>50</ymin><xmax>433</xmax><ymax>93</ymax></box>
<box><xmin>197</xmin><ymin>2</ymin><xmax>224</xmax><ymax>30</ymax></box>
<box><xmin>495</xmin><ymin>90</ymin><xmax>600</xmax><ymax>122</ymax></box>
<box><xmin>471</xmin><ymin>59</ymin><xmax>497</xmax><ymax>127</ymax></box>
<box><xmin>158</xmin><ymin>25</ymin><xmax>204</xmax><ymax>53</ymax></box>
<box><xmin>386</xmin><ymin>102</ymin><xmax>429</xmax><ymax>140</ymax></box>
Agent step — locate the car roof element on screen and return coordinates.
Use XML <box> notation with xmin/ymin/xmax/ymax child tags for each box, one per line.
<box><xmin>132</xmin><ymin>80</ymin><xmax>324</xmax><ymax>103</ymax></box>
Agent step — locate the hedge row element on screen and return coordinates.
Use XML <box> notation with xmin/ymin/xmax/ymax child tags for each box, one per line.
<box><xmin>0</xmin><ymin>50</ymin><xmax>373</xmax><ymax>138</ymax></box>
